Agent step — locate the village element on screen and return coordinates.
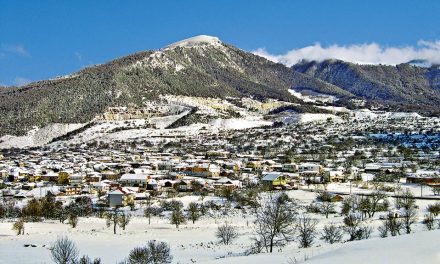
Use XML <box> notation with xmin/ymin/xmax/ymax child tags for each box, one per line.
<box><xmin>0</xmin><ymin>112</ymin><xmax>440</xmax><ymax>263</ymax></box>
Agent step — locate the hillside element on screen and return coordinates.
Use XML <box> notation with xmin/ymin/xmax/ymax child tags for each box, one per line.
<box><xmin>292</xmin><ymin>60</ymin><xmax>440</xmax><ymax>114</ymax></box>
<box><xmin>0</xmin><ymin>36</ymin><xmax>341</xmax><ymax>137</ymax></box>
<box><xmin>3</xmin><ymin>36</ymin><xmax>440</xmax><ymax>138</ymax></box>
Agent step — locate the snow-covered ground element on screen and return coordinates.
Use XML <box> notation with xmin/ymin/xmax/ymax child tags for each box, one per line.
<box><xmin>209</xmin><ymin>117</ymin><xmax>272</xmax><ymax>130</ymax></box>
<box><xmin>0</xmin><ymin>191</ymin><xmax>438</xmax><ymax>263</ymax></box>
<box><xmin>304</xmin><ymin>230</ymin><xmax>440</xmax><ymax>264</ymax></box>
<box><xmin>280</xmin><ymin>113</ymin><xmax>343</xmax><ymax>124</ymax></box>
<box><xmin>320</xmin><ymin>182</ymin><xmax>440</xmax><ymax>199</ymax></box>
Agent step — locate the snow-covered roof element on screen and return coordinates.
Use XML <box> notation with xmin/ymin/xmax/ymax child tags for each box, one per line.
<box><xmin>216</xmin><ymin>177</ymin><xmax>233</xmax><ymax>184</ymax></box>
<box><xmin>262</xmin><ymin>172</ymin><xmax>282</xmax><ymax>181</ymax></box>
<box><xmin>120</xmin><ymin>174</ymin><xmax>148</xmax><ymax>180</ymax></box>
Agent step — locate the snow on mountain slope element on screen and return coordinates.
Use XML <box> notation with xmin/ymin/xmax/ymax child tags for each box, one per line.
<box><xmin>165</xmin><ymin>35</ymin><xmax>222</xmax><ymax>49</ymax></box>
<box><xmin>209</xmin><ymin>117</ymin><xmax>272</xmax><ymax>130</ymax></box>
<box><xmin>289</xmin><ymin>88</ymin><xmax>338</xmax><ymax>103</ymax></box>
<box><xmin>280</xmin><ymin>113</ymin><xmax>342</xmax><ymax>124</ymax></box>
<box><xmin>0</xmin><ymin>123</ymin><xmax>86</xmax><ymax>149</ymax></box>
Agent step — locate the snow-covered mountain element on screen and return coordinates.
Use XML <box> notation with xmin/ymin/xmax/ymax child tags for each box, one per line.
<box><xmin>0</xmin><ymin>35</ymin><xmax>342</xmax><ymax>139</ymax></box>
<box><xmin>1</xmin><ymin>35</ymin><xmax>440</xmax><ymax>149</ymax></box>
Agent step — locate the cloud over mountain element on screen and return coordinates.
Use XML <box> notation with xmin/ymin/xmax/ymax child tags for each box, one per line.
<box><xmin>253</xmin><ymin>40</ymin><xmax>440</xmax><ymax>66</ymax></box>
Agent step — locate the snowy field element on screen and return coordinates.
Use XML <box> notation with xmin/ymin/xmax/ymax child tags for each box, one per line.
<box><xmin>0</xmin><ymin>190</ymin><xmax>439</xmax><ymax>263</ymax></box>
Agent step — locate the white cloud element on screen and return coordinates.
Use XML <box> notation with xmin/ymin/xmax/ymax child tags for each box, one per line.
<box><xmin>74</xmin><ymin>51</ymin><xmax>83</xmax><ymax>61</ymax></box>
<box><xmin>1</xmin><ymin>43</ymin><xmax>29</xmax><ymax>57</ymax></box>
<box><xmin>14</xmin><ymin>77</ymin><xmax>31</xmax><ymax>86</ymax></box>
<box><xmin>253</xmin><ymin>40</ymin><xmax>440</xmax><ymax>66</ymax></box>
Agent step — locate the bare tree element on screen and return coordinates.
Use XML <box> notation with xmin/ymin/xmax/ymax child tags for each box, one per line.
<box><xmin>106</xmin><ymin>207</ymin><xmax>122</xmax><ymax>234</ymax></box>
<box><xmin>187</xmin><ymin>202</ymin><xmax>200</xmax><ymax>224</ymax></box>
<box><xmin>144</xmin><ymin>195</ymin><xmax>152</xmax><ymax>225</ymax></box>
<box><xmin>402</xmin><ymin>206</ymin><xmax>418</xmax><ymax>234</ymax></box>
<box><xmin>365</xmin><ymin>191</ymin><xmax>388</xmax><ymax>218</ymax></box>
<box><xmin>394</xmin><ymin>188</ymin><xmax>418</xmax><ymax>235</ymax></box>
<box><xmin>320</xmin><ymin>201</ymin><xmax>335</xmax><ymax>219</ymax></box>
<box><xmin>126</xmin><ymin>240</ymin><xmax>172</xmax><ymax>264</ymax></box>
<box><xmin>395</xmin><ymin>189</ymin><xmax>415</xmax><ymax>210</ymax></box>
<box><xmin>296</xmin><ymin>215</ymin><xmax>318</xmax><ymax>248</ymax></box>
<box><xmin>252</xmin><ymin>193</ymin><xmax>297</xmax><ymax>253</ymax></box>
<box><xmin>50</xmin><ymin>236</ymin><xmax>79</xmax><ymax>264</ymax></box>
<box><xmin>68</xmin><ymin>213</ymin><xmax>78</xmax><ymax>228</ymax></box>
<box><xmin>321</xmin><ymin>224</ymin><xmax>343</xmax><ymax>244</ymax></box>
<box><xmin>216</xmin><ymin>222</ymin><xmax>239</xmax><ymax>245</ymax></box>
<box><xmin>12</xmin><ymin>218</ymin><xmax>25</xmax><ymax>235</ymax></box>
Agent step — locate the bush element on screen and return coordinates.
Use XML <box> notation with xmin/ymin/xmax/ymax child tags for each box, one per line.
<box><xmin>160</xmin><ymin>200</ymin><xmax>183</xmax><ymax>211</ymax></box>
<box><xmin>423</xmin><ymin>214</ymin><xmax>435</xmax><ymax>230</ymax></box>
<box><xmin>126</xmin><ymin>240</ymin><xmax>172</xmax><ymax>264</ymax></box>
<box><xmin>343</xmin><ymin>215</ymin><xmax>371</xmax><ymax>241</ymax></box>
<box><xmin>378</xmin><ymin>222</ymin><xmax>389</xmax><ymax>238</ymax></box>
<box><xmin>146</xmin><ymin>206</ymin><xmax>163</xmax><ymax>216</ymax></box>
<box><xmin>305</xmin><ymin>203</ymin><xmax>321</xmax><ymax>214</ymax></box>
<box><xmin>321</xmin><ymin>224</ymin><xmax>343</xmax><ymax>244</ymax></box>
<box><xmin>78</xmin><ymin>255</ymin><xmax>102</xmax><ymax>264</ymax></box>
<box><xmin>427</xmin><ymin>202</ymin><xmax>440</xmax><ymax>217</ymax></box>
<box><xmin>316</xmin><ymin>191</ymin><xmax>332</xmax><ymax>202</ymax></box>
<box><xmin>431</xmin><ymin>186</ymin><xmax>440</xmax><ymax>196</ymax></box>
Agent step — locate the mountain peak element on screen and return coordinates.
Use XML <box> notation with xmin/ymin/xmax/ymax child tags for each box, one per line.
<box><xmin>164</xmin><ymin>35</ymin><xmax>222</xmax><ymax>49</ymax></box>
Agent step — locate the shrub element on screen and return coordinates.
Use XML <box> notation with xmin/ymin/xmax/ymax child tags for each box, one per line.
<box><xmin>423</xmin><ymin>214</ymin><xmax>435</xmax><ymax>230</ymax></box>
<box><xmin>126</xmin><ymin>240</ymin><xmax>172</xmax><ymax>264</ymax></box>
<box><xmin>427</xmin><ymin>202</ymin><xmax>440</xmax><ymax>217</ymax></box>
<box><xmin>321</xmin><ymin>224</ymin><xmax>343</xmax><ymax>244</ymax></box>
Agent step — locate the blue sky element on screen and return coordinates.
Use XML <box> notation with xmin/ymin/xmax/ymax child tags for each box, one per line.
<box><xmin>1</xmin><ymin>0</ymin><xmax>440</xmax><ymax>86</ymax></box>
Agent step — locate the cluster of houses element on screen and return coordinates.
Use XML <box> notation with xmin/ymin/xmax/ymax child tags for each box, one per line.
<box><xmin>0</xmin><ymin>113</ymin><xmax>439</xmax><ymax>206</ymax></box>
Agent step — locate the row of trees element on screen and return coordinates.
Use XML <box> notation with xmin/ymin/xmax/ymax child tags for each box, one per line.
<box><xmin>247</xmin><ymin>189</ymin><xmax>440</xmax><ymax>253</ymax></box>
<box><xmin>0</xmin><ymin>194</ymin><xmax>94</xmax><ymax>223</ymax></box>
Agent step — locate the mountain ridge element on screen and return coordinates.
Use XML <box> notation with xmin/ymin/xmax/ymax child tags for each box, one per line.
<box><xmin>1</xmin><ymin>35</ymin><xmax>440</xmax><ymax>138</ymax></box>
<box><xmin>0</xmin><ymin>36</ymin><xmax>338</xmax><ymax>136</ymax></box>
